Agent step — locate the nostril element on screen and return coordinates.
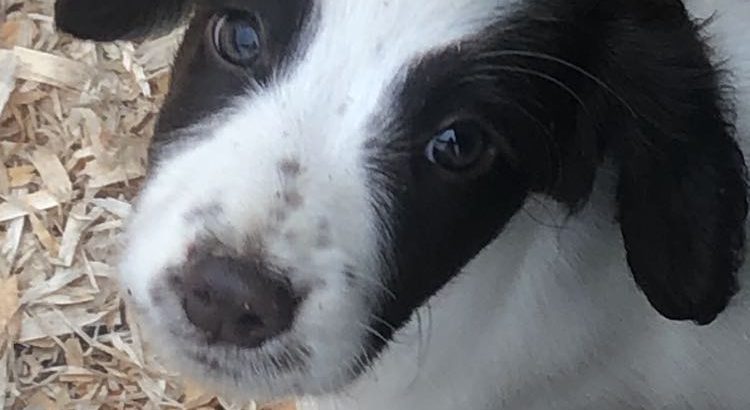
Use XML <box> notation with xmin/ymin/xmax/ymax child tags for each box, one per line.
<box><xmin>177</xmin><ymin>254</ymin><xmax>299</xmax><ymax>348</ymax></box>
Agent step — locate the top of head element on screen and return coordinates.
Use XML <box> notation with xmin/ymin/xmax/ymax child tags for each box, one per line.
<box><xmin>54</xmin><ymin>0</ymin><xmax>749</xmax><ymax>401</ymax></box>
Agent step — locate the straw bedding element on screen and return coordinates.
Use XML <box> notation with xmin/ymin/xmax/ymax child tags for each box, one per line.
<box><xmin>0</xmin><ymin>0</ymin><xmax>295</xmax><ymax>408</ymax></box>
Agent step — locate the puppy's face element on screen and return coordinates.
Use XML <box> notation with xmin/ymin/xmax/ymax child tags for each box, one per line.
<box><xmin>123</xmin><ymin>0</ymin><xmax>531</xmax><ymax>396</ymax></box>
<box><xmin>55</xmin><ymin>0</ymin><xmax>748</xmax><ymax>401</ymax></box>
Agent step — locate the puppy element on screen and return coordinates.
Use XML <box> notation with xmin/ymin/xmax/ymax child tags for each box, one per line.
<box><xmin>54</xmin><ymin>0</ymin><xmax>750</xmax><ymax>408</ymax></box>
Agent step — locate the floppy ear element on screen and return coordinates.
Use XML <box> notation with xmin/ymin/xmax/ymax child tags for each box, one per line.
<box><xmin>54</xmin><ymin>0</ymin><xmax>191</xmax><ymax>41</ymax></box>
<box><xmin>528</xmin><ymin>2</ymin><xmax>748</xmax><ymax>324</ymax></box>
<box><xmin>617</xmin><ymin>123</ymin><xmax>746</xmax><ymax>325</ymax></box>
<box><xmin>592</xmin><ymin>5</ymin><xmax>748</xmax><ymax>324</ymax></box>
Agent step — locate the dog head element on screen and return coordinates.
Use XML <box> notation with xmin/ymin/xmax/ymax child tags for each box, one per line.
<box><xmin>56</xmin><ymin>0</ymin><xmax>748</xmax><ymax>400</ymax></box>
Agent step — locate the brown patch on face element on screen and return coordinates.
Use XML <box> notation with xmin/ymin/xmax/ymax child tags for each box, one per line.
<box><xmin>282</xmin><ymin>190</ymin><xmax>304</xmax><ymax>209</ymax></box>
<box><xmin>185</xmin><ymin>202</ymin><xmax>223</xmax><ymax>224</ymax></box>
<box><xmin>271</xmin><ymin>206</ymin><xmax>289</xmax><ymax>223</ymax></box>
<box><xmin>279</xmin><ymin>158</ymin><xmax>302</xmax><ymax>177</ymax></box>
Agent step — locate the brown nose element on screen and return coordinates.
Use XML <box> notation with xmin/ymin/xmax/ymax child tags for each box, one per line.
<box><xmin>177</xmin><ymin>255</ymin><xmax>298</xmax><ymax>348</ymax></box>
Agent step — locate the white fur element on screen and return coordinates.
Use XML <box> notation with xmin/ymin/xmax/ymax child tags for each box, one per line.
<box><xmin>120</xmin><ymin>0</ymin><xmax>750</xmax><ymax>408</ymax></box>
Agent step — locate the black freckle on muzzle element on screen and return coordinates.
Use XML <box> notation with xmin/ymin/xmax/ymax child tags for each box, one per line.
<box><xmin>169</xmin><ymin>254</ymin><xmax>301</xmax><ymax>349</ymax></box>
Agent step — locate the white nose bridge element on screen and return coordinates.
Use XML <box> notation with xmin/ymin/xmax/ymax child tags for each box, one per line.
<box><xmin>268</xmin><ymin>0</ymin><xmax>506</xmax><ymax>155</ymax></box>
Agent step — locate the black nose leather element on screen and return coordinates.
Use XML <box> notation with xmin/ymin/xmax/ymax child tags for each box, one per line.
<box><xmin>179</xmin><ymin>255</ymin><xmax>298</xmax><ymax>348</ymax></box>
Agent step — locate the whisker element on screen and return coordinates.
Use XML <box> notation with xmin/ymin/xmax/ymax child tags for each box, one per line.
<box><xmin>478</xmin><ymin>50</ymin><xmax>637</xmax><ymax>116</ymax></box>
<box><xmin>418</xmin><ymin>303</ymin><xmax>433</xmax><ymax>369</ymax></box>
<box><xmin>473</xmin><ymin>64</ymin><xmax>590</xmax><ymax>115</ymax></box>
<box><xmin>368</xmin><ymin>313</ymin><xmax>398</xmax><ymax>336</ymax></box>
<box><xmin>358</xmin><ymin>321</ymin><xmax>392</xmax><ymax>346</ymax></box>
<box><xmin>353</xmin><ymin>344</ymin><xmax>374</xmax><ymax>376</ymax></box>
<box><xmin>348</xmin><ymin>270</ymin><xmax>398</xmax><ymax>301</ymax></box>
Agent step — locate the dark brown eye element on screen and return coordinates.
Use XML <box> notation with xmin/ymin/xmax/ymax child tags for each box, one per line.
<box><xmin>425</xmin><ymin>121</ymin><xmax>494</xmax><ymax>173</ymax></box>
<box><xmin>212</xmin><ymin>11</ymin><xmax>262</xmax><ymax>66</ymax></box>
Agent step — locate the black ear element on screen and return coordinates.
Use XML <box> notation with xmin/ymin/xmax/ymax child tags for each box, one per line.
<box><xmin>592</xmin><ymin>4</ymin><xmax>748</xmax><ymax>324</ymax></box>
<box><xmin>54</xmin><ymin>0</ymin><xmax>192</xmax><ymax>41</ymax></box>
<box><xmin>617</xmin><ymin>125</ymin><xmax>746</xmax><ymax>325</ymax></box>
<box><xmin>523</xmin><ymin>2</ymin><xmax>749</xmax><ymax>324</ymax></box>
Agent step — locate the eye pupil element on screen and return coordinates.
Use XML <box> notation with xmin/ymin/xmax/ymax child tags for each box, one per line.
<box><xmin>435</xmin><ymin>129</ymin><xmax>461</xmax><ymax>156</ymax></box>
<box><xmin>234</xmin><ymin>25</ymin><xmax>259</xmax><ymax>54</ymax></box>
<box><xmin>426</xmin><ymin>122</ymin><xmax>489</xmax><ymax>172</ymax></box>
<box><xmin>213</xmin><ymin>12</ymin><xmax>261</xmax><ymax>66</ymax></box>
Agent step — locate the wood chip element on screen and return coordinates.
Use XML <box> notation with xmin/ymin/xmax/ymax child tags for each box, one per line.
<box><xmin>25</xmin><ymin>390</ymin><xmax>57</xmax><ymax>410</ymax></box>
<box><xmin>1</xmin><ymin>216</ymin><xmax>25</xmax><ymax>275</ymax></box>
<box><xmin>29</xmin><ymin>146</ymin><xmax>73</xmax><ymax>201</ymax></box>
<box><xmin>19</xmin><ymin>308</ymin><xmax>108</xmax><ymax>343</ymax></box>
<box><xmin>82</xmin><ymin>157</ymin><xmax>145</xmax><ymax>189</ymax></box>
<box><xmin>7</xmin><ymin>165</ymin><xmax>36</xmax><ymax>188</ymax></box>
<box><xmin>28</xmin><ymin>211</ymin><xmax>60</xmax><ymax>256</ymax></box>
<box><xmin>261</xmin><ymin>401</ymin><xmax>298</xmax><ymax>410</ymax></box>
<box><xmin>57</xmin><ymin>204</ymin><xmax>102</xmax><ymax>267</ymax></box>
<box><xmin>0</xmin><ymin>190</ymin><xmax>59</xmax><ymax>222</ymax></box>
<box><xmin>63</xmin><ymin>338</ymin><xmax>84</xmax><ymax>368</ymax></box>
<box><xmin>0</xmin><ymin>349</ymin><xmax>9</xmax><ymax>409</ymax></box>
<box><xmin>12</xmin><ymin>46</ymin><xmax>93</xmax><ymax>91</ymax></box>
<box><xmin>20</xmin><ymin>268</ymin><xmax>83</xmax><ymax>305</ymax></box>
<box><xmin>0</xmin><ymin>50</ymin><xmax>17</xmax><ymax>114</ymax></box>
<box><xmin>91</xmin><ymin>197</ymin><xmax>131</xmax><ymax>219</ymax></box>
<box><xmin>0</xmin><ymin>276</ymin><xmax>20</xmax><ymax>333</ymax></box>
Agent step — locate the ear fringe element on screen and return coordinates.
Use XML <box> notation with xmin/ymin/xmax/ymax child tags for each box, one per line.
<box><xmin>511</xmin><ymin>1</ymin><xmax>749</xmax><ymax>323</ymax></box>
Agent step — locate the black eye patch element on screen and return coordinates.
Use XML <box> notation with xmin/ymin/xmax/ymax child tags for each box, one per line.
<box><xmin>151</xmin><ymin>0</ymin><xmax>315</xmax><ymax>153</ymax></box>
<box><xmin>359</xmin><ymin>43</ymin><xmax>546</xmax><ymax>360</ymax></box>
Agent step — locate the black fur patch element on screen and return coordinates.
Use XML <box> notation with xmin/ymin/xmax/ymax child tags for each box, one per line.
<box><xmin>152</xmin><ymin>0</ymin><xmax>315</xmax><ymax>150</ymax></box>
<box><xmin>55</xmin><ymin>0</ymin><xmax>192</xmax><ymax>41</ymax></box>
<box><xmin>361</xmin><ymin>0</ymin><xmax>747</xmax><ymax>359</ymax></box>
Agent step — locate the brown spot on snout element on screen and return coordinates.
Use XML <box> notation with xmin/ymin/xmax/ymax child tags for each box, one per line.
<box><xmin>273</xmin><ymin>208</ymin><xmax>288</xmax><ymax>223</ymax></box>
<box><xmin>185</xmin><ymin>203</ymin><xmax>223</xmax><ymax>224</ymax></box>
<box><xmin>279</xmin><ymin>158</ymin><xmax>302</xmax><ymax>177</ymax></box>
<box><xmin>283</xmin><ymin>190</ymin><xmax>304</xmax><ymax>209</ymax></box>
